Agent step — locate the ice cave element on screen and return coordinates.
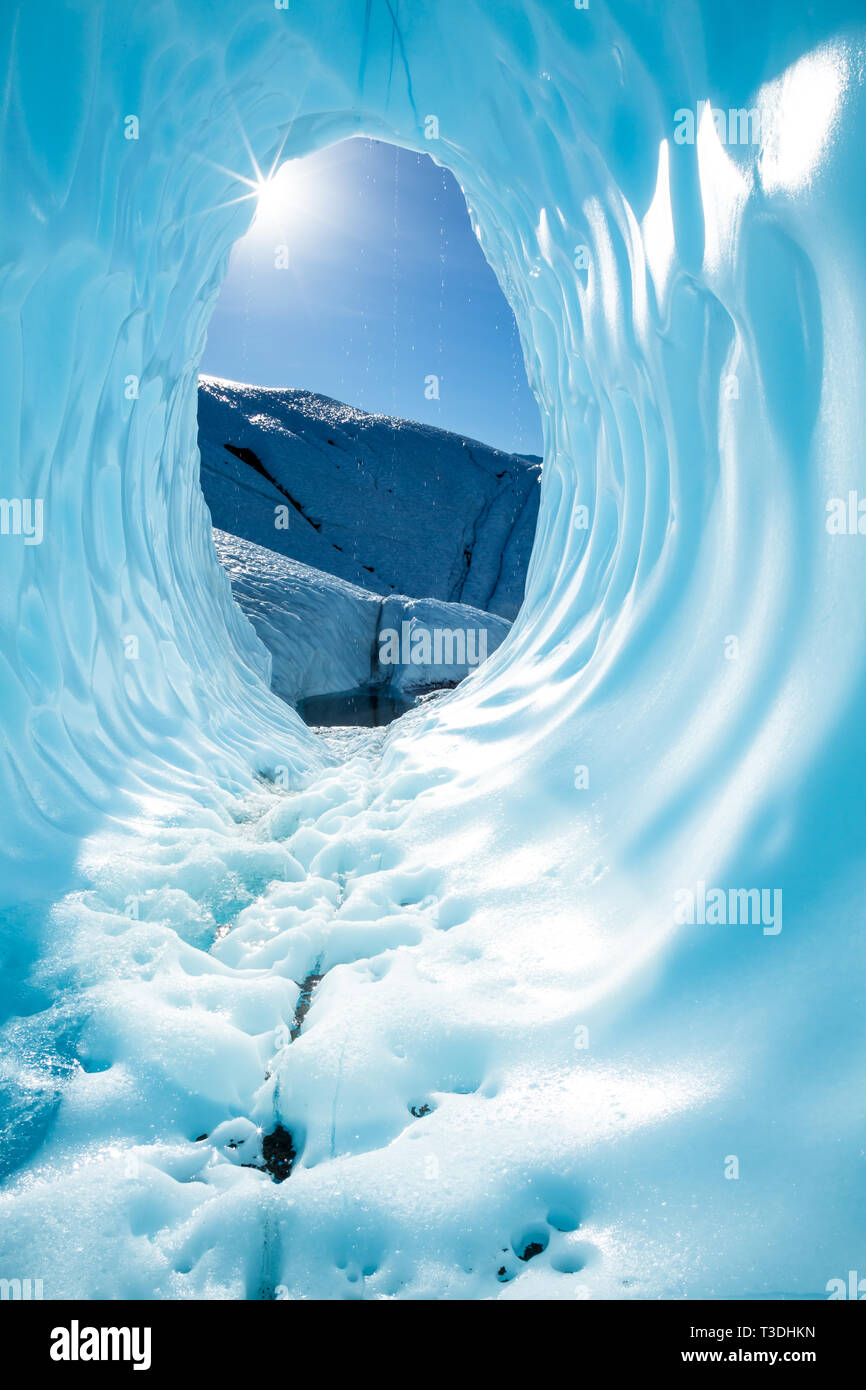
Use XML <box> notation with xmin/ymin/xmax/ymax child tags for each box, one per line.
<box><xmin>1</xmin><ymin>0</ymin><xmax>866</xmax><ymax>1302</ymax></box>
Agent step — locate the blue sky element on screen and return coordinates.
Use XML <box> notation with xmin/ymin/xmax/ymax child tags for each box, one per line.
<box><xmin>201</xmin><ymin>138</ymin><xmax>543</xmax><ymax>458</ymax></box>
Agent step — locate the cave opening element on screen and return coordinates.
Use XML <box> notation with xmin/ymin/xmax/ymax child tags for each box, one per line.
<box><xmin>196</xmin><ymin>136</ymin><xmax>543</xmax><ymax>728</ymax></box>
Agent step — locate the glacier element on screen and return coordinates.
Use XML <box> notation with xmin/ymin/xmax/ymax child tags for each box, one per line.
<box><xmin>214</xmin><ymin>527</ymin><xmax>511</xmax><ymax>707</ymax></box>
<box><xmin>1</xmin><ymin>0</ymin><xmax>866</xmax><ymax>1300</ymax></box>
<box><xmin>199</xmin><ymin>376</ymin><xmax>541</xmax><ymax>620</ymax></box>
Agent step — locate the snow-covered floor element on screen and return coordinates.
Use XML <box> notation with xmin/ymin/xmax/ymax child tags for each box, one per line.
<box><xmin>6</xmin><ymin>703</ymin><xmax>626</xmax><ymax>1300</ymax></box>
<box><xmin>0</xmin><ymin>725</ymin><xmax>643</xmax><ymax>1298</ymax></box>
<box><xmin>2</xmin><ymin>676</ymin><xmax>852</xmax><ymax>1300</ymax></box>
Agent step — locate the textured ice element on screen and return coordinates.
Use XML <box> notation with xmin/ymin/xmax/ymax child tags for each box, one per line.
<box><xmin>1</xmin><ymin>1</ymin><xmax>866</xmax><ymax>1300</ymax></box>
<box><xmin>214</xmin><ymin>528</ymin><xmax>511</xmax><ymax>705</ymax></box>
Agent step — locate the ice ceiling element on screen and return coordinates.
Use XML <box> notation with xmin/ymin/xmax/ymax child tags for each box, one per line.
<box><xmin>2</xmin><ymin>0</ymin><xmax>866</xmax><ymax>1298</ymax></box>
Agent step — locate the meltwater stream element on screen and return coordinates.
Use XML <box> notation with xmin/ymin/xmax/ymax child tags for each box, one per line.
<box><xmin>1</xmin><ymin>0</ymin><xmax>866</xmax><ymax>1299</ymax></box>
<box><xmin>296</xmin><ymin>688</ymin><xmax>416</xmax><ymax>729</ymax></box>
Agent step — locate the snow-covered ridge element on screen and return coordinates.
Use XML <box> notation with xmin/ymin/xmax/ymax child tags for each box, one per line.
<box><xmin>198</xmin><ymin>376</ymin><xmax>540</xmax><ymax>620</ymax></box>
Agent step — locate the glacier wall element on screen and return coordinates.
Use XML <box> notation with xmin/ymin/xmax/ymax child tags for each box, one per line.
<box><xmin>2</xmin><ymin>0</ymin><xmax>866</xmax><ymax>1297</ymax></box>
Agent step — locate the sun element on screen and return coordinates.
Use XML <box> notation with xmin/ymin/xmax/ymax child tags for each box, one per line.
<box><xmin>254</xmin><ymin>173</ymin><xmax>289</xmax><ymax>225</ymax></box>
<box><xmin>252</xmin><ymin>158</ymin><xmax>323</xmax><ymax>236</ymax></box>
